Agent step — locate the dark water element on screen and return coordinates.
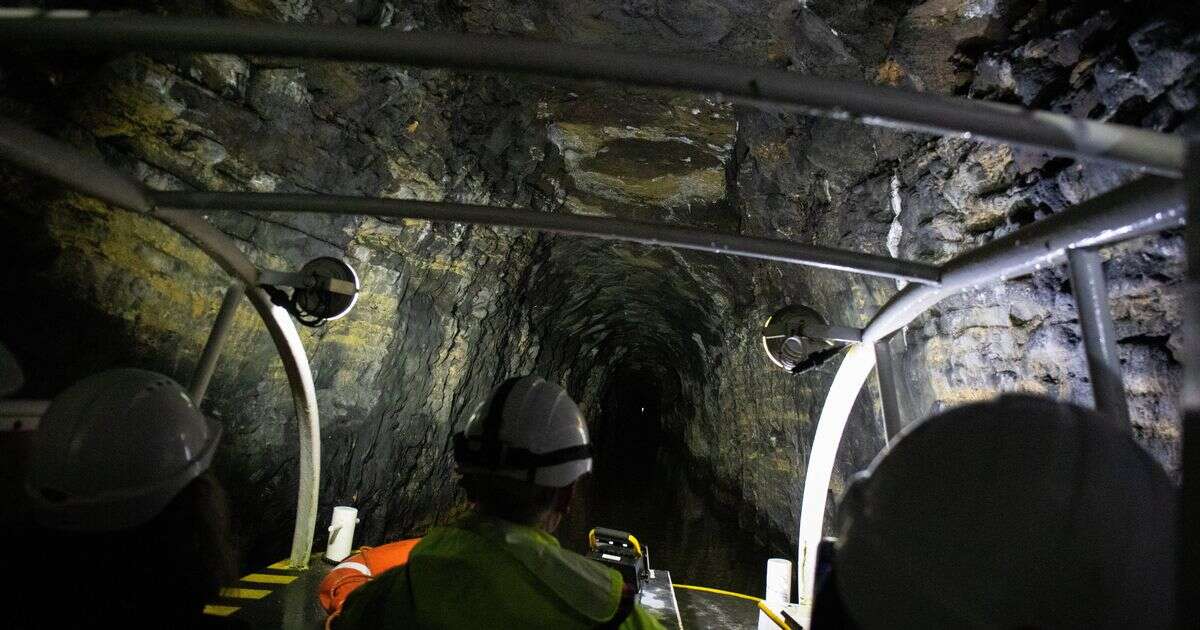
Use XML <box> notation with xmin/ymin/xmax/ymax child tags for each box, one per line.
<box><xmin>558</xmin><ymin>403</ymin><xmax>777</xmax><ymax>629</ymax></box>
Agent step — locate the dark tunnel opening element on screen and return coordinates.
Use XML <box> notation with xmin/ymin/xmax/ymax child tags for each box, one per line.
<box><xmin>524</xmin><ymin>240</ymin><xmax>777</xmax><ymax>613</ymax></box>
<box><xmin>558</xmin><ymin>360</ymin><xmax>774</xmax><ymax>609</ymax></box>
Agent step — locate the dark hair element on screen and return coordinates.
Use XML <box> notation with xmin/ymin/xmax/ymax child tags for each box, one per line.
<box><xmin>16</xmin><ymin>471</ymin><xmax>238</xmax><ymax>629</ymax></box>
<box><xmin>459</xmin><ymin>473</ymin><xmax>562</xmax><ymax>526</ymax></box>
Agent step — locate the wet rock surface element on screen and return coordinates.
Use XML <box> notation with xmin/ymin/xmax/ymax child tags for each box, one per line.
<box><xmin>1</xmin><ymin>0</ymin><xmax>1196</xmax><ymax>585</ymax></box>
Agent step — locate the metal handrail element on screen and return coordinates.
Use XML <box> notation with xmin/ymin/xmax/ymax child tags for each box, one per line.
<box><xmin>144</xmin><ymin>209</ymin><xmax>323</xmax><ymax>571</ymax></box>
<box><xmin>0</xmin><ymin>14</ymin><xmax>1186</xmax><ymax>177</ymax></box>
<box><xmin>862</xmin><ymin>176</ymin><xmax>1186</xmax><ymax>343</ymax></box>
<box><xmin>1181</xmin><ymin>140</ymin><xmax>1199</xmax><ymax>627</ymax></box>
<box><xmin>0</xmin><ymin>117</ymin><xmax>322</xmax><ymax>569</ymax></box>
<box><xmin>0</xmin><ymin>13</ymin><xmax>1192</xmax><ymax>617</ymax></box>
<box><xmin>0</xmin><ymin>114</ymin><xmax>938</xmax><ymax>569</ymax></box>
<box><xmin>152</xmin><ymin>192</ymin><xmax>940</xmax><ymax>284</ymax></box>
<box><xmin>794</xmin><ymin>174</ymin><xmax>1187</xmax><ymax>625</ymax></box>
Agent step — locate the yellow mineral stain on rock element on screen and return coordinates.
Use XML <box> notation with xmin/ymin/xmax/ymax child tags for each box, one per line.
<box><xmin>875</xmin><ymin>59</ymin><xmax>906</xmax><ymax>86</ymax></box>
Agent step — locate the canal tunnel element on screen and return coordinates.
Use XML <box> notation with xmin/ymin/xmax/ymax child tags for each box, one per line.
<box><xmin>0</xmin><ymin>0</ymin><xmax>1196</xmax><ymax>628</ymax></box>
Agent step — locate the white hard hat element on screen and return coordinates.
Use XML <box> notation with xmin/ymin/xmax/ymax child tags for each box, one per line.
<box><xmin>453</xmin><ymin>376</ymin><xmax>592</xmax><ymax>488</ymax></box>
<box><xmin>834</xmin><ymin>394</ymin><xmax>1177</xmax><ymax>629</ymax></box>
<box><xmin>26</xmin><ymin>369</ymin><xmax>222</xmax><ymax>532</ymax></box>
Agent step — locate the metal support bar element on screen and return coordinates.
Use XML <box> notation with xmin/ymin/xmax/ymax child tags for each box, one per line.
<box><xmin>1180</xmin><ymin>139</ymin><xmax>1200</xmax><ymax>629</ymax></box>
<box><xmin>802</xmin><ymin>175</ymin><xmax>1187</xmax><ymax>622</ymax></box>
<box><xmin>258</xmin><ymin>269</ymin><xmax>358</xmax><ymax>296</ymax></box>
<box><xmin>257</xmin><ymin>270</ymin><xmax>314</xmax><ymax>290</ymax></box>
<box><xmin>864</xmin><ymin>176</ymin><xmax>1187</xmax><ymax>343</ymax></box>
<box><xmin>1066</xmin><ymin>247</ymin><xmax>1130</xmax><ymax>430</ymax></box>
<box><xmin>0</xmin><ymin>117</ymin><xmax>322</xmax><ymax>569</ymax></box>
<box><xmin>801</xmin><ymin>323</ymin><xmax>863</xmax><ymax>343</ymax></box>
<box><xmin>152</xmin><ymin>191</ymin><xmax>942</xmax><ymax>285</ymax></box>
<box><xmin>154</xmin><ymin>209</ymin><xmax>321</xmax><ymax>570</ymax></box>
<box><xmin>0</xmin><ymin>15</ymin><xmax>1185</xmax><ymax>177</ymax></box>
<box><xmin>874</xmin><ymin>338</ymin><xmax>904</xmax><ymax>440</ymax></box>
<box><xmin>189</xmin><ymin>282</ymin><xmax>244</xmax><ymax>406</ymax></box>
<box><xmin>795</xmin><ymin>343</ymin><xmax>876</xmax><ymax>628</ymax></box>
<box><xmin>0</xmin><ymin>117</ymin><xmax>151</xmax><ymax>212</ymax></box>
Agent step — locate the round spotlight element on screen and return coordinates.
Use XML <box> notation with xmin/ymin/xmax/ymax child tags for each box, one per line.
<box><xmin>291</xmin><ymin>257</ymin><xmax>360</xmax><ymax>326</ymax></box>
<box><xmin>761</xmin><ymin>304</ymin><xmax>834</xmax><ymax>373</ymax></box>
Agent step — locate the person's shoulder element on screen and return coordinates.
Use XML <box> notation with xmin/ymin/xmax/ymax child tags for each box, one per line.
<box><xmin>333</xmin><ymin>564</ymin><xmax>415</xmax><ymax>630</ymax></box>
<box><xmin>623</xmin><ymin>604</ymin><xmax>670</xmax><ymax>630</ymax></box>
<box><xmin>548</xmin><ymin>542</ymin><xmax>622</xmax><ymax>583</ymax></box>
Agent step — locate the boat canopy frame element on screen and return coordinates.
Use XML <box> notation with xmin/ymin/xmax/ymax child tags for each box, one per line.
<box><xmin>0</xmin><ymin>13</ymin><xmax>1195</xmax><ymax>625</ymax></box>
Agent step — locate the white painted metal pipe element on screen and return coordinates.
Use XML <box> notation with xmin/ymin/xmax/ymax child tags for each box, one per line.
<box><xmin>758</xmin><ymin>558</ymin><xmax>793</xmax><ymax>630</ymax></box>
<box><xmin>0</xmin><ymin>16</ymin><xmax>1186</xmax><ymax>176</ymax></box>
<box><xmin>795</xmin><ymin>343</ymin><xmax>876</xmax><ymax>627</ymax></box>
<box><xmin>189</xmin><ymin>281</ymin><xmax>244</xmax><ymax>406</ymax></box>
<box><xmin>155</xmin><ymin>209</ymin><xmax>322</xmax><ymax>570</ymax></box>
<box><xmin>326</xmin><ymin>506</ymin><xmax>360</xmax><ymax>563</ymax></box>
<box><xmin>1067</xmin><ymin>247</ymin><xmax>1130</xmax><ymax>430</ymax></box>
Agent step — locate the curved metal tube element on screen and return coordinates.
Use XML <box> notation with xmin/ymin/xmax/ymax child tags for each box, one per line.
<box><xmin>156</xmin><ymin>209</ymin><xmax>321</xmax><ymax>569</ymax></box>
<box><xmin>799</xmin><ymin>174</ymin><xmax>1187</xmax><ymax>618</ymax></box>
<box><xmin>794</xmin><ymin>343</ymin><xmax>876</xmax><ymax>627</ymax></box>
<box><xmin>1181</xmin><ymin>139</ymin><xmax>1200</xmax><ymax>627</ymax></box>
<box><xmin>152</xmin><ymin>191</ymin><xmax>941</xmax><ymax>285</ymax></box>
<box><xmin>0</xmin><ymin>116</ymin><xmax>152</xmax><ymax>213</ymax></box>
<box><xmin>0</xmin><ymin>15</ymin><xmax>1185</xmax><ymax>176</ymax></box>
<box><xmin>0</xmin><ymin>117</ymin><xmax>322</xmax><ymax>570</ymax></box>
<box><xmin>863</xmin><ymin>176</ymin><xmax>1186</xmax><ymax>343</ymax></box>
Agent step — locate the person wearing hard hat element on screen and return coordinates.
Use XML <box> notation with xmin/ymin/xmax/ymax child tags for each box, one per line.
<box><xmin>15</xmin><ymin>369</ymin><xmax>238</xmax><ymax>629</ymax></box>
<box><xmin>333</xmin><ymin>375</ymin><xmax>667</xmax><ymax>630</ymax></box>
<box><xmin>811</xmin><ymin>394</ymin><xmax>1178</xmax><ymax>629</ymax></box>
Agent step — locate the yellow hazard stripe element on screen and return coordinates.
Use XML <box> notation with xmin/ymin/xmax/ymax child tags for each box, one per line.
<box><xmin>242</xmin><ymin>573</ymin><xmax>298</xmax><ymax>584</ymax></box>
<box><xmin>219</xmin><ymin>587</ymin><xmax>272</xmax><ymax>600</ymax></box>
<box><xmin>266</xmin><ymin>559</ymin><xmax>292</xmax><ymax>570</ymax></box>
<box><xmin>203</xmin><ymin>604</ymin><xmax>240</xmax><ymax>617</ymax></box>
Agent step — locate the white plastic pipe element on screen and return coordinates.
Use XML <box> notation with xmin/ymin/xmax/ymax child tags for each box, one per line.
<box><xmin>796</xmin><ymin>343</ymin><xmax>877</xmax><ymax>627</ymax></box>
<box><xmin>326</xmin><ymin>506</ymin><xmax>360</xmax><ymax>563</ymax></box>
<box><xmin>758</xmin><ymin>558</ymin><xmax>794</xmax><ymax>630</ymax></box>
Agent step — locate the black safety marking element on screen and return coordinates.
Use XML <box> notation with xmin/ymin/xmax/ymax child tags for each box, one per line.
<box><xmin>455</xmin><ymin>440</ymin><xmax>592</xmax><ymax>469</ymax></box>
<box><xmin>480</xmin><ymin>376</ymin><xmax>524</xmax><ymax>464</ymax></box>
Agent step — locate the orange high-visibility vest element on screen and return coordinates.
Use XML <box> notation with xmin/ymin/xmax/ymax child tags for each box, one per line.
<box><xmin>319</xmin><ymin>539</ymin><xmax>421</xmax><ymax>619</ymax></box>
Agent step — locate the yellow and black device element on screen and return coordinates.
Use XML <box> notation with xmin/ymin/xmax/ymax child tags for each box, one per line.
<box><xmin>586</xmin><ymin>527</ymin><xmax>648</xmax><ymax>592</ymax></box>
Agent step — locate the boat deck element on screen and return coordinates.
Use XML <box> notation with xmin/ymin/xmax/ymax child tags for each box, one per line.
<box><xmin>205</xmin><ymin>555</ymin><xmax>685</xmax><ymax>629</ymax></box>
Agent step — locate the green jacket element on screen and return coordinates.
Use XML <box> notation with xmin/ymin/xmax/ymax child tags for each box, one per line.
<box><xmin>333</xmin><ymin>514</ymin><xmax>666</xmax><ymax>630</ymax></box>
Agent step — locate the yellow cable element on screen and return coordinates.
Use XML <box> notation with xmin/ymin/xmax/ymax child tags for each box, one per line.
<box><xmin>756</xmin><ymin>600</ymin><xmax>789</xmax><ymax>629</ymax></box>
<box><xmin>671</xmin><ymin>584</ymin><xmax>790</xmax><ymax>629</ymax></box>
<box><xmin>671</xmin><ymin>583</ymin><xmax>761</xmax><ymax>603</ymax></box>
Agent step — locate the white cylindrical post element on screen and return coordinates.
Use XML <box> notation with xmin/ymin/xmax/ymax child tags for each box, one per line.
<box><xmin>326</xmin><ymin>506</ymin><xmax>359</xmax><ymax>562</ymax></box>
<box><xmin>758</xmin><ymin>558</ymin><xmax>793</xmax><ymax>630</ymax></box>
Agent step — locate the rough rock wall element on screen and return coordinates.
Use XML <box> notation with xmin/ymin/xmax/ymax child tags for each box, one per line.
<box><xmin>0</xmin><ymin>0</ymin><xmax>555</xmax><ymax>562</ymax></box>
<box><xmin>1</xmin><ymin>0</ymin><xmax>1195</xmax><ymax>569</ymax></box>
<box><xmin>778</xmin><ymin>0</ymin><xmax>1199</xmax><ymax>473</ymax></box>
<box><xmin>2</xmin><ymin>0</ymin><xmax>878</xmax><ymax>564</ymax></box>
<box><xmin>613</xmin><ymin>0</ymin><xmax>1200</xmax><ymax>545</ymax></box>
